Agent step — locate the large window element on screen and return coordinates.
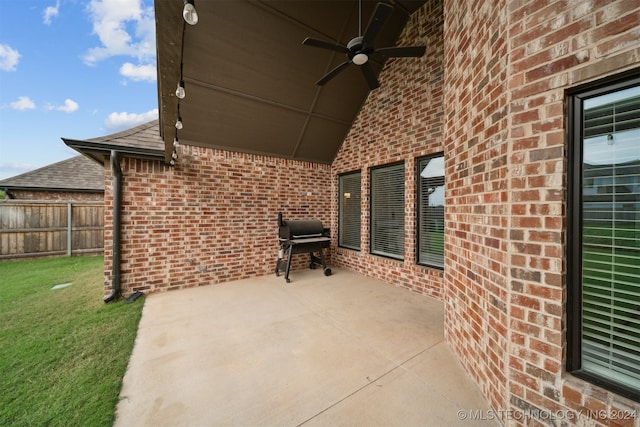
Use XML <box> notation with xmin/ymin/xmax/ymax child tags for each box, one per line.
<box><xmin>417</xmin><ymin>154</ymin><xmax>445</xmax><ymax>268</ymax></box>
<box><xmin>370</xmin><ymin>162</ymin><xmax>404</xmax><ymax>259</ymax></box>
<box><xmin>567</xmin><ymin>70</ymin><xmax>640</xmax><ymax>402</ymax></box>
<box><xmin>338</xmin><ymin>171</ymin><xmax>361</xmax><ymax>250</ymax></box>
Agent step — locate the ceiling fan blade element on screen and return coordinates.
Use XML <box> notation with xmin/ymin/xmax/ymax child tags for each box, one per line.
<box><xmin>362</xmin><ymin>2</ymin><xmax>393</xmax><ymax>48</ymax></box>
<box><xmin>374</xmin><ymin>45</ymin><xmax>426</xmax><ymax>58</ymax></box>
<box><xmin>360</xmin><ymin>62</ymin><xmax>380</xmax><ymax>90</ymax></box>
<box><xmin>303</xmin><ymin>37</ymin><xmax>349</xmax><ymax>54</ymax></box>
<box><xmin>317</xmin><ymin>61</ymin><xmax>351</xmax><ymax>86</ymax></box>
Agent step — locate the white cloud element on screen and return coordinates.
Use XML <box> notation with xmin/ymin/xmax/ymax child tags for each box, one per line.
<box><xmin>44</xmin><ymin>99</ymin><xmax>80</xmax><ymax>112</ymax></box>
<box><xmin>0</xmin><ymin>162</ymin><xmax>37</xmax><ymax>180</ymax></box>
<box><xmin>0</xmin><ymin>44</ymin><xmax>20</xmax><ymax>71</ymax></box>
<box><xmin>119</xmin><ymin>62</ymin><xmax>156</xmax><ymax>82</ymax></box>
<box><xmin>83</xmin><ymin>0</ymin><xmax>155</xmax><ymax>65</ymax></box>
<box><xmin>43</xmin><ymin>1</ymin><xmax>60</xmax><ymax>25</ymax></box>
<box><xmin>104</xmin><ymin>108</ymin><xmax>158</xmax><ymax>130</ymax></box>
<box><xmin>56</xmin><ymin>99</ymin><xmax>79</xmax><ymax>113</ymax></box>
<box><xmin>10</xmin><ymin>96</ymin><xmax>36</xmax><ymax>110</ymax></box>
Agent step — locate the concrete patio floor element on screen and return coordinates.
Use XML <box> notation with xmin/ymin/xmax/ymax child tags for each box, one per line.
<box><xmin>115</xmin><ymin>267</ymin><xmax>498</xmax><ymax>427</ymax></box>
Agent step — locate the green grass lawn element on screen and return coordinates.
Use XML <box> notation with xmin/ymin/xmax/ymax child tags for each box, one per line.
<box><xmin>0</xmin><ymin>256</ymin><xmax>144</xmax><ymax>426</ymax></box>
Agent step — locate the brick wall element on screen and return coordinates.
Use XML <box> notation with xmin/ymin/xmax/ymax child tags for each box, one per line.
<box><xmin>506</xmin><ymin>0</ymin><xmax>639</xmax><ymax>425</ymax></box>
<box><xmin>331</xmin><ymin>0</ymin><xmax>445</xmax><ymax>299</ymax></box>
<box><xmin>443</xmin><ymin>0</ymin><xmax>511</xmax><ymax>414</ymax></box>
<box><xmin>104</xmin><ymin>146</ymin><xmax>331</xmax><ymax>295</ymax></box>
<box><xmin>443</xmin><ymin>0</ymin><xmax>640</xmax><ymax>425</ymax></box>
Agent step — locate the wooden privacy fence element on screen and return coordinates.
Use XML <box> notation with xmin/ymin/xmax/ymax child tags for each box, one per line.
<box><xmin>0</xmin><ymin>201</ymin><xmax>104</xmax><ymax>260</ymax></box>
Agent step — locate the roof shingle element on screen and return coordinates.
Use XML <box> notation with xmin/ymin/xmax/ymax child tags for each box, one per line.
<box><xmin>85</xmin><ymin>120</ymin><xmax>163</xmax><ymax>151</ymax></box>
<box><xmin>0</xmin><ymin>155</ymin><xmax>104</xmax><ymax>192</ymax></box>
<box><xmin>62</xmin><ymin>120</ymin><xmax>164</xmax><ymax>164</ymax></box>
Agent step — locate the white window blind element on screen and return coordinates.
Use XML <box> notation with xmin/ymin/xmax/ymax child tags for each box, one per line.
<box><xmin>370</xmin><ymin>163</ymin><xmax>404</xmax><ymax>259</ymax></box>
<box><xmin>339</xmin><ymin>172</ymin><xmax>361</xmax><ymax>250</ymax></box>
<box><xmin>417</xmin><ymin>154</ymin><xmax>445</xmax><ymax>268</ymax></box>
<box><xmin>581</xmin><ymin>87</ymin><xmax>640</xmax><ymax>393</ymax></box>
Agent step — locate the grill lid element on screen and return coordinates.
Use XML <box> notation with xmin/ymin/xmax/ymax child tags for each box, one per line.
<box><xmin>285</xmin><ymin>220</ymin><xmax>325</xmax><ymax>238</ymax></box>
<box><xmin>278</xmin><ymin>212</ymin><xmax>326</xmax><ymax>240</ymax></box>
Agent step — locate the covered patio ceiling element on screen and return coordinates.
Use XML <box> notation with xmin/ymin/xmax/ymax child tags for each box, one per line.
<box><xmin>155</xmin><ymin>0</ymin><xmax>426</xmax><ymax>165</ymax></box>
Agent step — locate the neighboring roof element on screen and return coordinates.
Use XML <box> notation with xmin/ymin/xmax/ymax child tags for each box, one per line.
<box><xmin>62</xmin><ymin>120</ymin><xmax>164</xmax><ymax>164</ymax></box>
<box><xmin>155</xmin><ymin>0</ymin><xmax>426</xmax><ymax>164</ymax></box>
<box><xmin>0</xmin><ymin>155</ymin><xmax>104</xmax><ymax>193</ymax></box>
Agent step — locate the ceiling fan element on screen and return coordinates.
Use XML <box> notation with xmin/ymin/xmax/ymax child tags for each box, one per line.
<box><xmin>302</xmin><ymin>1</ymin><xmax>426</xmax><ymax>90</ymax></box>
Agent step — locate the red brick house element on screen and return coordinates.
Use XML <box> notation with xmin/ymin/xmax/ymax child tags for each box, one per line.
<box><xmin>66</xmin><ymin>1</ymin><xmax>639</xmax><ymax>425</ymax></box>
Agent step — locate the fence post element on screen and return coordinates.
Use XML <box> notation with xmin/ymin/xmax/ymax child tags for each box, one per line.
<box><xmin>67</xmin><ymin>202</ymin><xmax>72</xmax><ymax>256</ymax></box>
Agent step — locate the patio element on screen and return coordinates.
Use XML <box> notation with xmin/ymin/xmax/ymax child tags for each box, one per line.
<box><xmin>115</xmin><ymin>267</ymin><xmax>497</xmax><ymax>426</ymax></box>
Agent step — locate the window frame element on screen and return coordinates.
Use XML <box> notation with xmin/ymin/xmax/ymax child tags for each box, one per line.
<box><xmin>416</xmin><ymin>153</ymin><xmax>445</xmax><ymax>269</ymax></box>
<box><xmin>338</xmin><ymin>170</ymin><xmax>362</xmax><ymax>251</ymax></box>
<box><xmin>369</xmin><ymin>161</ymin><xmax>405</xmax><ymax>260</ymax></box>
<box><xmin>566</xmin><ymin>68</ymin><xmax>640</xmax><ymax>402</ymax></box>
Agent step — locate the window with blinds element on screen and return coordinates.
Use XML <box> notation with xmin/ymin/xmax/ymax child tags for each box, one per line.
<box><xmin>338</xmin><ymin>172</ymin><xmax>361</xmax><ymax>250</ymax></box>
<box><xmin>567</xmin><ymin>71</ymin><xmax>640</xmax><ymax>402</ymax></box>
<box><xmin>370</xmin><ymin>163</ymin><xmax>404</xmax><ymax>259</ymax></box>
<box><xmin>417</xmin><ymin>154</ymin><xmax>445</xmax><ymax>268</ymax></box>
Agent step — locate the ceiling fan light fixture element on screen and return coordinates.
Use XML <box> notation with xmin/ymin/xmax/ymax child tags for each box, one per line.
<box><xmin>352</xmin><ymin>53</ymin><xmax>368</xmax><ymax>65</ymax></box>
<box><xmin>183</xmin><ymin>0</ymin><xmax>198</xmax><ymax>25</ymax></box>
<box><xmin>302</xmin><ymin>2</ymin><xmax>424</xmax><ymax>90</ymax></box>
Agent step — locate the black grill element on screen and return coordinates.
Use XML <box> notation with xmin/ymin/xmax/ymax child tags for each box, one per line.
<box><xmin>275</xmin><ymin>212</ymin><xmax>332</xmax><ymax>283</ymax></box>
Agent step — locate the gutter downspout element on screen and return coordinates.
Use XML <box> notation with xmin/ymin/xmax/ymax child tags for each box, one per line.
<box><xmin>104</xmin><ymin>150</ymin><xmax>122</xmax><ymax>303</ymax></box>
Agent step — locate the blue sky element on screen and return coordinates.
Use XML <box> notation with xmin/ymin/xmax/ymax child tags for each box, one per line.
<box><xmin>0</xmin><ymin>0</ymin><xmax>158</xmax><ymax>180</ymax></box>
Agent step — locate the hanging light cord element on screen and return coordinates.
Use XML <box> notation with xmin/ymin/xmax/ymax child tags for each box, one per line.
<box><xmin>179</xmin><ymin>19</ymin><xmax>186</xmax><ymax>83</ymax></box>
<box><xmin>172</xmin><ymin>19</ymin><xmax>188</xmax><ymax>166</ymax></box>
